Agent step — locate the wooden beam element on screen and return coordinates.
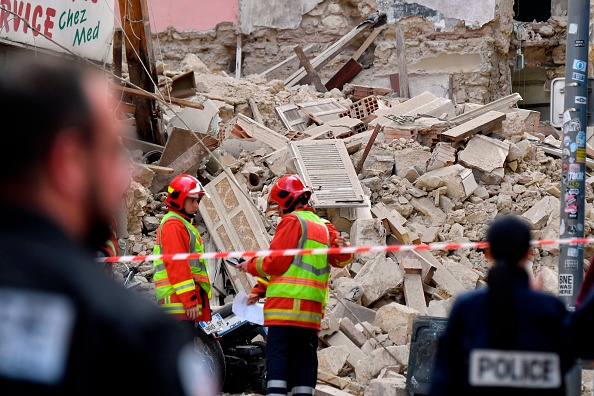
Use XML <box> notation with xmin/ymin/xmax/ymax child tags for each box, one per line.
<box><xmin>400</xmin><ymin>258</ymin><xmax>422</xmax><ymax>274</ymax></box>
<box><xmin>248</xmin><ymin>98</ymin><xmax>264</xmax><ymax>124</ymax></box>
<box><xmin>355</xmin><ymin>123</ymin><xmax>383</xmax><ymax>175</ymax></box>
<box><xmin>324</xmin><ymin>27</ymin><xmax>385</xmax><ymax>91</ymax></box>
<box><xmin>113</xmin><ymin>85</ymin><xmax>205</xmax><ymax>110</ymax></box>
<box><xmin>404</xmin><ymin>273</ymin><xmax>427</xmax><ymax>315</ymax></box>
<box><xmin>298</xmin><ymin>105</ymin><xmax>325</xmax><ymax>125</ymax></box>
<box><xmin>261</xmin><ymin>44</ymin><xmax>317</xmax><ymax>78</ymax></box>
<box><xmin>396</xmin><ymin>26</ymin><xmax>409</xmax><ymax>99</ymax></box>
<box><xmin>112</xmin><ymin>28</ymin><xmax>123</xmax><ymax>79</ymax></box>
<box><xmin>145</xmin><ymin>164</ymin><xmax>174</xmax><ymax>174</ymax></box>
<box><xmin>118</xmin><ymin>0</ymin><xmax>161</xmax><ymax>144</ymax></box>
<box><xmin>441</xmin><ymin>111</ymin><xmax>506</xmax><ymax>142</ymax></box>
<box><xmin>294</xmin><ymin>45</ymin><xmax>328</xmax><ymax>93</ymax></box>
<box><xmin>285</xmin><ymin>14</ymin><xmax>379</xmax><ymax>87</ymax></box>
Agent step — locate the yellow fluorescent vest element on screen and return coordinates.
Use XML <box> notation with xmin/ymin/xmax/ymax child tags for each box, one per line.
<box><xmin>266</xmin><ymin>210</ymin><xmax>331</xmax><ymax>304</ymax></box>
<box><xmin>153</xmin><ymin>212</ymin><xmax>212</xmax><ymax>303</ymax></box>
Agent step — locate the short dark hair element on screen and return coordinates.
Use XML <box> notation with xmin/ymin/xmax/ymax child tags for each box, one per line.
<box><xmin>0</xmin><ymin>53</ymin><xmax>95</xmax><ymax>185</ymax></box>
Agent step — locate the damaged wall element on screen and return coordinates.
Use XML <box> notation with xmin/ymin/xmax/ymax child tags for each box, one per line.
<box><xmin>151</xmin><ymin>0</ymin><xmax>516</xmax><ymax>105</ymax></box>
<box><xmin>148</xmin><ymin>0</ymin><xmax>238</xmax><ymax>32</ymax></box>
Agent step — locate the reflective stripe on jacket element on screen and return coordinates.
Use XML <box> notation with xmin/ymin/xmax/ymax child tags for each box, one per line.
<box><xmin>153</xmin><ymin>212</ymin><xmax>212</xmax><ymax>306</ymax></box>
<box><xmin>266</xmin><ymin>210</ymin><xmax>330</xmax><ymax>304</ymax></box>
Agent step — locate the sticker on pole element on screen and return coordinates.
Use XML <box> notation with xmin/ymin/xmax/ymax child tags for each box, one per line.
<box><xmin>559</xmin><ymin>274</ymin><xmax>574</xmax><ymax>296</ymax></box>
<box><xmin>573</xmin><ymin>59</ymin><xmax>587</xmax><ymax>72</ymax></box>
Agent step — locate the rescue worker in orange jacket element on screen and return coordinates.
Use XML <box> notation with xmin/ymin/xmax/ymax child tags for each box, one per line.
<box><xmin>97</xmin><ymin>215</ymin><xmax>119</xmax><ymax>278</ymax></box>
<box><xmin>237</xmin><ymin>174</ymin><xmax>353</xmax><ymax>396</ymax></box>
<box><xmin>153</xmin><ymin>174</ymin><xmax>212</xmax><ymax>333</ymax></box>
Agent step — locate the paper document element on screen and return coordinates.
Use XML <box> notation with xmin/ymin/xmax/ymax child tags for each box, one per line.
<box><xmin>232</xmin><ymin>291</ymin><xmax>265</xmax><ymax>325</ymax></box>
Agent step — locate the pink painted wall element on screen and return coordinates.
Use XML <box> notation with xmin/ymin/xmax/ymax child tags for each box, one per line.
<box><xmin>115</xmin><ymin>0</ymin><xmax>238</xmax><ymax>33</ymax></box>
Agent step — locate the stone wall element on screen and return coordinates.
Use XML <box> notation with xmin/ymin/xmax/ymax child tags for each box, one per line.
<box><xmin>152</xmin><ymin>0</ymin><xmax>519</xmax><ymax>105</ymax></box>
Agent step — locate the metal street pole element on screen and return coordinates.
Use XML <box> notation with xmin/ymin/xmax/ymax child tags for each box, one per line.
<box><xmin>560</xmin><ymin>0</ymin><xmax>590</xmax><ymax>394</ymax></box>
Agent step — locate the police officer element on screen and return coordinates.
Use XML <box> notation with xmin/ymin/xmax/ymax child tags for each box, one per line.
<box><xmin>429</xmin><ymin>215</ymin><xmax>572</xmax><ymax>396</ymax></box>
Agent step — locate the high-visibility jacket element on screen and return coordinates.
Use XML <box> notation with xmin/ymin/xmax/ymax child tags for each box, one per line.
<box><xmin>247</xmin><ymin>207</ymin><xmax>353</xmax><ymax>330</ymax></box>
<box><xmin>265</xmin><ymin>210</ymin><xmax>330</xmax><ymax>304</ymax></box>
<box><xmin>153</xmin><ymin>212</ymin><xmax>211</xmax><ymax>321</ymax></box>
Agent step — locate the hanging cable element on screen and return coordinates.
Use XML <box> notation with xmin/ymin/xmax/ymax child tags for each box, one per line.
<box><xmin>0</xmin><ymin>5</ymin><xmax>273</xmax><ymax>229</ymax></box>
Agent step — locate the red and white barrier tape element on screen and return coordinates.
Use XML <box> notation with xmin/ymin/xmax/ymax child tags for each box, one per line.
<box><xmin>98</xmin><ymin>237</ymin><xmax>594</xmax><ymax>263</ymax></box>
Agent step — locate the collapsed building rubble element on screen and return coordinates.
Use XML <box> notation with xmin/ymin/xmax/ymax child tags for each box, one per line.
<box><xmin>114</xmin><ymin>52</ymin><xmax>594</xmax><ymax>396</ymax></box>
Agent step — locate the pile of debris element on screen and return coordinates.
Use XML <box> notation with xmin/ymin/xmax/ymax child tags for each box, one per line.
<box><xmin>114</xmin><ymin>53</ymin><xmax>594</xmax><ymax>395</ymax></box>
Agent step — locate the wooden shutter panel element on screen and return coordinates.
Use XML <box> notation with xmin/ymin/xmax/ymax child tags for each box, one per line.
<box><xmin>289</xmin><ymin>139</ymin><xmax>368</xmax><ymax>208</ymax></box>
<box><xmin>198</xmin><ymin>172</ymin><xmax>271</xmax><ymax>294</ymax></box>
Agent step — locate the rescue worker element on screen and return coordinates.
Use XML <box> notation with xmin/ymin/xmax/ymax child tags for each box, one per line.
<box><xmin>237</xmin><ymin>174</ymin><xmax>353</xmax><ymax>396</ymax></box>
<box><xmin>429</xmin><ymin>215</ymin><xmax>572</xmax><ymax>396</ymax></box>
<box><xmin>153</xmin><ymin>174</ymin><xmax>212</xmax><ymax>332</ymax></box>
<box><xmin>97</xmin><ymin>215</ymin><xmax>119</xmax><ymax>278</ymax></box>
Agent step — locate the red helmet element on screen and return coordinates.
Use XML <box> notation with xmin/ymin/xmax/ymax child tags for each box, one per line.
<box><xmin>165</xmin><ymin>174</ymin><xmax>205</xmax><ymax>210</ymax></box>
<box><xmin>268</xmin><ymin>174</ymin><xmax>311</xmax><ymax>211</ymax></box>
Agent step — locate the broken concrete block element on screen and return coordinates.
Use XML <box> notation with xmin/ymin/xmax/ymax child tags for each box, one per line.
<box><xmin>444</xmin><ymin>261</ymin><xmax>480</xmax><ymax>290</ymax></box>
<box><xmin>427</xmin><ymin>298</ymin><xmax>454</xmax><ymax>318</ymax></box>
<box><xmin>142</xmin><ymin>216</ymin><xmax>160</xmax><ymax>232</ymax></box>
<box><xmin>132</xmin><ymin>162</ymin><xmax>155</xmax><ymax>188</ymax></box>
<box><xmin>373</xmin><ymin>303</ymin><xmax>419</xmax><ymax>345</ymax></box>
<box><xmin>223</xmin><ymin>114</ymin><xmax>290</xmax><ymax>157</ymax></box>
<box><xmin>323</xmin><ymin>330</ymin><xmax>368</xmax><ymax>369</ymax></box>
<box><xmin>365</xmin><ymin>376</ymin><xmax>408</xmax><ymax>396</ymax></box>
<box><xmin>355</xmin><ymin>345</ymin><xmax>410</xmax><ymax>385</ymax></box>
<box><xmin>522</xmin><ymin>196</ymin><xmax>560</xmax><ymax>229</ymax></box>
<box><xmin>473</xmin><ymin>185</ymin><xmax>490</xmax><ymax>199</ymax></box>
<box><xmin>410</xmin><ymin>197</ymin><xmax>447</xmax><ymax>225</ymax></box>
<box><xmin>393</xmin><ymin>148</ymin><xmax>432</xmax><ymax>179</ymax></box>
<box><xmin>318</xmin><ymin>345</ymin><xmax>350</xmax><ymax>376</ymax></box>
<box><xmin>333</xmin><ymin>299</ymin><xmax>377</xmax><ymax>324</ymax></box>
<box><xmin>340</xmin><ymin>317</ymin><xmax>368</xmax><ymax>348</ymax></box>
<box><xmin>415</xmin><ymin>164</ymin><xmax>477</xmax><ymax>200</ymax></box>
<box><xmin>541</xmin><ymin>204</ymin><xmax>560</xmax><ymax>255</ymax></box>
<box><xmin>403</xmin><ymin>167</ymin><xmax>420</xmax><ymax>183</ymax></box>
<box><xmin>350</xmin><ymin>219</ymin><xmax>387</xmax><ymax>263</ymax></box>
<box><xmin>421</xmin><ymin>226</ymin><xmax>440</xmax><ymax>243</ymax></box>
<box><xmin>536</xmin><ymin>266</ymin><xmax>559</xmax><ymax>296</ymax></box>
<box><xmin>403</xmin><ymin>273</ymin><xmax>427</xmax><ymax>315</ymax></box>
<box><xmin>426</xmin><ymin>142</ymin><xmax>457</xmax><ymax>172</ymax></box>
<box><xmin>458</xmin><ymin>135</ymin><xmax>510</xmax><ymax>185</ymax></box>
<box><xmin>335</xmin><ymin>280</ymin><xmax>365</xmax><ymax>302</ymax></box>
<box><xmin>263</xmin><ymin>147</ymin><xmax>295</xmax><ymax>177</ymax></box>
<box><xmin>439</xmin><ymin>195</ymin><xmax>455</xmax><ymax>213</ymax></box>
<box><xmin>354</xmin><ymin>256</ymin><xmax>404</xmax><ymax>307</ymax></box>
<box><xmin>319</xmin><ymin>311</ymin><xmax>340</xmax><ymax>338</ymax></box>
<box><xmin>378</xmin><ymin>366</ymin><xmax>405</xmax><ymax>380</ymax></box>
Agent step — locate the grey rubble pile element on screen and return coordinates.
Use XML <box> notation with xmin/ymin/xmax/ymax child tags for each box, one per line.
<box><xmin>113</xmin><ymin>54</ymin><xmax>594</xmax><ymax>396</ymax></box>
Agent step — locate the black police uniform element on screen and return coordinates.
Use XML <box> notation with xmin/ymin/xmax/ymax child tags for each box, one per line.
<box><xmin>429</xmin><ymin>274</ymin><xmax>572</xmax><ymax>396</ymax></box>
<box><xmin>0</xmin><ymin>204</ymin><xmax>197</xmax><ymax>395</ymax></box>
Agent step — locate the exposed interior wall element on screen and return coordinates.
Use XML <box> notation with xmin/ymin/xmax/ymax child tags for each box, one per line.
<box><xmin>151</xmin><ymin>0</ymin><xmax>519</xmax><ymax>105</ymax></box>
<box><xmin>146</xmin><ymin>0</ymin><xmax>238</xmax><ymax>32</ymax></box>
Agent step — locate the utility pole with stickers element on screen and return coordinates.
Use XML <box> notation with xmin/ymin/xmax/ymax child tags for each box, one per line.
<box><xmin>559</xmin><ymin>0</ymin><xmax>590</xmax><ymax>394</ymax></box>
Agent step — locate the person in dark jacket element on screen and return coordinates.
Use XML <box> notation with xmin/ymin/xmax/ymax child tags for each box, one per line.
<box><xmin>429</xmin><ymin>215</ymin><xmax>572</xmax><ymax>396</ymax></box>
<box><xmin>0</xmin><ymin>54</ymin><xmax>213</xmax><ymax>396</ymax></box>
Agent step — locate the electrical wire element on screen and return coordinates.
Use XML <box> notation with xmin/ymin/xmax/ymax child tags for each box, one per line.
<box><xmin>0</xmin><ymin>5</ymin><xmax>272</xmax><ymax>229</ymax></box>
